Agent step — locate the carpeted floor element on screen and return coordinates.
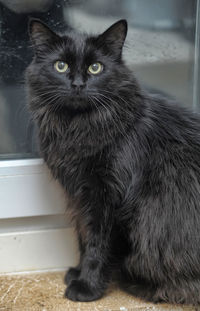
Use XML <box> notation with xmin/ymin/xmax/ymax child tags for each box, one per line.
<box><xmin>0</xmin><ymin>272</ymin><xmax>197</xmax><ymax>311</ymax></box>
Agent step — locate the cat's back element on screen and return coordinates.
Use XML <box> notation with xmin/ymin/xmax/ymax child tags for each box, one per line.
<box><xmin>125</xmin><ymin>95</ymin><xmax>200</xmax><ymax>281</ymax></box>
<box><xmin>136</xmin><ymin>93</ymin><xmax>200</xmax><ymax>201</ymax></box>
<box><xmin>146</xmin><ymin>93</ymin><xmax>200</xmax><ymax>153</ymax></box>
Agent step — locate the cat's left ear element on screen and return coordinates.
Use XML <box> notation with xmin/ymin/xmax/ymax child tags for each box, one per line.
<box><xmin>28</xmin><ymin>18</ymin><xmax>59</xmax><ymax>53</ymax></box>
<box><xmin>97</xmin><ymin>20</ymin><xmax>127</xmax><ymax>58</ymax></box>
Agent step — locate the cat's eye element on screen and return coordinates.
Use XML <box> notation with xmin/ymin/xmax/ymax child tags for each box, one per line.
<box><xmin>54</xmin><ymin>61</ymin><xmax>68</xmax><ymax>73</ymax></box>
<box><xmin>88</xmin><ymin>62</ymin><xmax>103</xmax><ymax>75</ymax></box>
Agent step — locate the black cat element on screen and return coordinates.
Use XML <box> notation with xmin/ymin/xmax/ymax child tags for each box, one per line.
<box><xmin>26</xmin><ymin>19</ymin><xmax>200</xmax><ymax>305</ymax></box>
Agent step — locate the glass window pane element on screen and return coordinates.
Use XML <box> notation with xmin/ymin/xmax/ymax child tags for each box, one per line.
<box><xmin>0</xmin><ymin>0</ymin><xmax>197</xmax><ymax>159</ymax></box>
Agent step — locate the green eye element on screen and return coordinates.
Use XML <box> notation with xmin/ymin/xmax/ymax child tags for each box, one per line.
<box><xmin>88</xmin><ymin>62</ymin><xmax>103</xmax><ymax>75</ymax></box>
<box><xmin>54</xmin><ymin>61</ymin><xmax>68</xmax><ymax>73</ymax></box>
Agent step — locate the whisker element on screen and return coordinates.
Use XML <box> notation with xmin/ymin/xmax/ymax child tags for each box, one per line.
<box><xmin>94</xmin><ymin>90</ymin><xmax>136</xmax><ymax>121</ymax></box>
<box><xmin>91</xmin><ymin>94</ymin><xmax>130</xmax><ymax>144</ymax></box>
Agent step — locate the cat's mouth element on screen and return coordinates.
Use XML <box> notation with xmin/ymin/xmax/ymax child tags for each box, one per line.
<box><xmin>70</xmin><ymin>94</ymin><xmax>86</xmax><ymax>102</ymax></box>
<box><xmin>63</xmin><ymin>93</ymin><xmax>91</xmax><ymax>111</ymax></box>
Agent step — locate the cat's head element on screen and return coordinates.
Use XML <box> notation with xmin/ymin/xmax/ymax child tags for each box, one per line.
<box><xmin>27</xmin><ymin>19</ymin><xmax>130</xmax><ymax>114</ymax></box>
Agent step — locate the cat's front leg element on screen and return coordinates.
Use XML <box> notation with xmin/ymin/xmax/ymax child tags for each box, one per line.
<box><xmin>65</xmin><ymin>183</ymin><xmax>114</xmax><ymax>302</ymax></box>
<box><xmin>64</xmin><ymin>227</ymin><xmax>85</xmax><ymax>285</ymax></box>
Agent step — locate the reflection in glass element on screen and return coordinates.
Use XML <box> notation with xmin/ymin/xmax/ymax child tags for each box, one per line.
<box><xmin>0</xmin><ymin>0</ymin><xmax>197</xmax><ymax>159</ymax></box>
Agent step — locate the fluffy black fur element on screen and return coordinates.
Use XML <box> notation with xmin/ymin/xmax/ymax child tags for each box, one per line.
<box><xmin>26</xmin><ymin>19</ymin><xmax>200</xmax><ymax>305</ymax></box>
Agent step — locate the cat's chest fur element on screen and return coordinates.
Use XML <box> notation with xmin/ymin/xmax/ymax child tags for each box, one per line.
<box><xmin>36</xmin><ymin>110</ymin><xmax>116</xmax><ymax>195</ymax></box>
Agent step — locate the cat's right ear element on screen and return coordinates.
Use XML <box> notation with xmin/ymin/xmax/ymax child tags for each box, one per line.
<box><xmin>28</xmin><ymin>18</ymin><xmax>58</xmax><ymax>53</ymax></box>
<box><xmin>96</xmin><ymin>20</ymin><xmax>128</xmax><ymax>59</ymax></box>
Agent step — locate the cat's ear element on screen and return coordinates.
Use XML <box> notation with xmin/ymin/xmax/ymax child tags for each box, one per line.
<box><xmin>97</xmin><ymin>20</ymin><xmax>127</xmax><ymax>58</ymax></box>
<box><xmin>28</xmin><ymin>18</ymin><xmax>59</xmax><ymax>53</ymax></box>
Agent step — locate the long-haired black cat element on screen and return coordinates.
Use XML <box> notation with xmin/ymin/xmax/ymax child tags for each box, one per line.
<box><xmin>26</xmin><ymin>19</ymin><xmax>200</xmax><ymax>305</ymax></box>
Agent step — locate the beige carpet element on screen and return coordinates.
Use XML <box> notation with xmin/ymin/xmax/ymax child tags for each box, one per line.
<box><xmin>0</xmin><ymin>272</ymin><xmax>197</xmax><ymax>311</ymax></box>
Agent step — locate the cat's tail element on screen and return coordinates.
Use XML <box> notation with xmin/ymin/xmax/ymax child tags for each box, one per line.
<box><xmin>119</xmin><ymin>272</ymin><xmax>200</xmax><ymax>306</ymax></box>
<box><xmin>119</xmin><ymin>275</ymin><xmax>158</xmax><ymax>303</ymax></box>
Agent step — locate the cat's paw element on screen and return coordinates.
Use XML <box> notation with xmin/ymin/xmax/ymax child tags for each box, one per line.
<box><xmin>64</xmin><ymin>267</ymin><xmax>81</xmax><ymax>285</ymax></box>
<box><xmin>65</xmin><ymin>279</ymin><xmax>103</xmax><ymax>302</ymax></box>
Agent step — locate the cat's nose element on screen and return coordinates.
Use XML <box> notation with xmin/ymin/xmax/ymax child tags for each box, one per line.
<box><xmin>71</xmin><ymin>77</ymin><xmax>86</xmax><ymax>92</ymax></box>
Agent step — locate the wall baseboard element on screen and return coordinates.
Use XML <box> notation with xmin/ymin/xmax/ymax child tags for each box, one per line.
<box><xmin>0</xmin><ymin>227</ymin><xmax>79</xmax><ymax>274</ymax></box>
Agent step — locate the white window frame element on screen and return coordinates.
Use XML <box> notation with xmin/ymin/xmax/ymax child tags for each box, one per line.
<box><xmin>0</xmin><ymin>159</ymin><xmax>67</xmax><ymax>219</ymax></box>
